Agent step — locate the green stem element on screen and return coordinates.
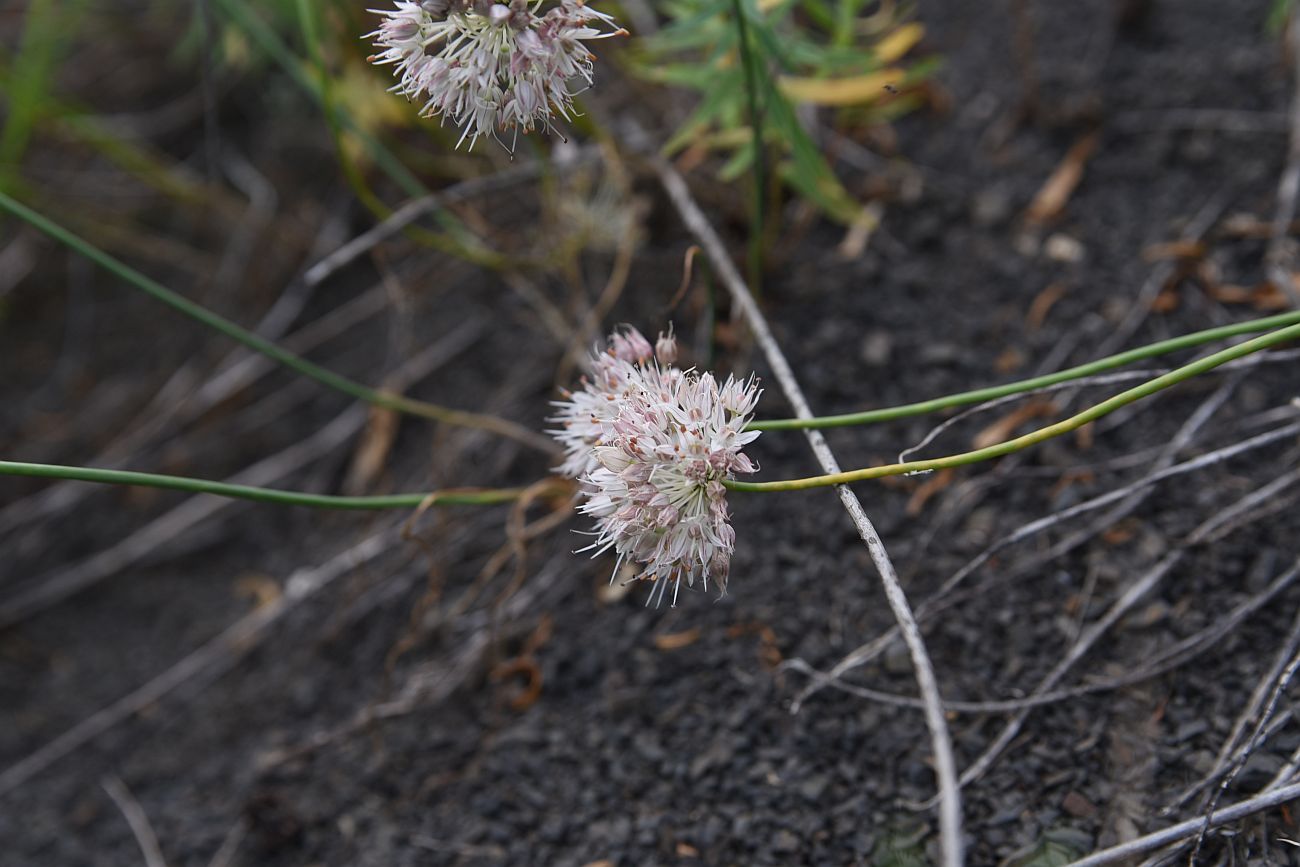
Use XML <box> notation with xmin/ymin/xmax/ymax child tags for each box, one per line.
<box><xmin>727</xmin><ymin>322</ymin><xmax>1300</xmax><ymax>492</ymax></box>
<box><xmin>746</xmin><ymin>310</ymin><xmax>1300</xmax><ymax>431</ymax></box>
<box><xmin>0</xmin><ymin>460</ymin><xmax>560</xmax><ymax>510</ymax></box>
<box><xmin>730</xmin><ymin>0</ymin><xmax>766</xmax><ymax>293</ymax></box>
<box><xmin>0</xmin><ymin>189</ymin><xmax>557</xmax><ymax>455</ymax></box>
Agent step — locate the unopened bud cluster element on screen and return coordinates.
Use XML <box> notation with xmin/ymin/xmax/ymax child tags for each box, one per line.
<box><xmin>552</xmin><ymin>327</ymin><xmax>762</xmax><ymax>606</ymax></box>
<box><xmin>368</xmin><ymin>0</ymin><xmax>623</xmax><ymax>148</ymax></box>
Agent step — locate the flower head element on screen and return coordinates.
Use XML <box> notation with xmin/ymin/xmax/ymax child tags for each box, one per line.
<box><xmin>551</xmin><ymin>327</ymin><xmax>762</xmax><ymax>606</ymax></box>
<box><xmin>368</xmin><ymin>0</ymin><xmax>624</xmax><ymax>149</ymax></box>
<box><xmin>549</xmin><ymin>325</ymin><xmax>659</xmax><ymax>479</ymax></box>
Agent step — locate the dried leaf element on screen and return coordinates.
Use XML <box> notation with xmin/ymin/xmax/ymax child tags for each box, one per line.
<box><xmin>836</xmin><ymin>200</ymin><xmax>884</xmax><ymax>259</ymax></box>
<box><xmin>654</xmin><ymin>628</ymin><xmax>702</xmax><ymax>650</ymax></box>
<box><xmin>995</xmin><ymin>347</ymin><xmax>1025</xmax><ymax>373</ymax></box>
<box><xmin>1150</xmin><ymin>288</ymin><xmax>1180</xmax><ymax>313</ymax></box>
<box><xmin>1026</xmin><ymin>282</ymin><xmax>1067</xmax><ymax>331</ymax></box>
<box><xmin>875</xmin><ymin>23</ymin><xmax>925</xmax><ymax>64</ymax></box>
<box><xmin>972</xmin><ymin>401</ymin><xmax>1058</xmax><ymax>450</ymax></box>
<box><xmin>234</xmin><ymin>574</ymin><xmax>282</xmax><ymax>610</ymax></box>
<box><xmin>491</xmin><ymin>657</ymin><xmax>542</xmax><ymax>711</ymax></box>
<box><xmin>1207</xmin><ymin>281</ymin><xmax>1293</xmax><ymax>310</ymax></box>
<box><xmin>905</xmin><ymin>468</ymin><xmax>954</xmax><ymax>517</ymax></box>
<box><xmin>343</xmin><ymin>405</ymin><xmax>399</xmax><ymax>495</ymax></box>
<box><xmin>1141</xmin><ymin>239</ymin><xmax>1205</xmax><ymax>262</ymax></box>
<box><xmin>1024</xmin><ymin>132</ymin><xmax>1099</xmax><ymax>225</ymax></box>
<box><xmin>779</xmin><ymin>68</ymin><xmax>907</xmax><ymax>107</ymax></box>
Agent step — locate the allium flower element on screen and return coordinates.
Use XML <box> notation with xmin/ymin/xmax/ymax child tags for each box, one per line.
<box><xmin>551</xmin><ymin>327</ymin><xmax>762</xmax><ymax>606</ymax></box>
<box><xmin>549</xmin><ymin>325</ymin><xmax>667</xmax><ymax>479</ymax></box>
<box><xmin>368</xmin><ymin>0</ymin><xmax>624</xmax><ymax>149</ymax></box>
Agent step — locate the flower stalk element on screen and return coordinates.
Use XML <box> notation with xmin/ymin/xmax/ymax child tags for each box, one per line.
<box><xmin>728</xmin><ymin>322</ymin><xmax>1300</xmax><ymax>492</ymax></box>
<box><xmin>747</xmin><ymin>310</ymin><xmax>1300</xmax><ymax>431</ymax></box>
<box><xmin>0</xmin><ymin>461</ymin><xmax>565</xmax><ymax>510</ymax></box>
<box><xmin>0</xmin><ymin>189</ymin><xmax>556</xmax><ymax>455</ymax></box>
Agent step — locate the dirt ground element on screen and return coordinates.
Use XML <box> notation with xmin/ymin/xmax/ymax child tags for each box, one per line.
<box><xmin>3</xmin><ymin>0</ymin><xmax>1300</xmax><ymax>864</ymax></box>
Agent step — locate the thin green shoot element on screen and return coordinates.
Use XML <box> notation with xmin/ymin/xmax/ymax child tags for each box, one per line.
<box><xmin>0</xmin><ymin>189</ymin><xmax>557</xmax><ymax>455</ymax></box>
<box><xmin>728</xmin><ymin>322</ymin><xmax>1300</xmax><ymax>491</ymax></box>
<box><xmin>747</xmin><ymin>310</ymin><xmax>1300</xmax><ymax>431</ymax></box>
<box><xmin>0</xmin><ymin>460</ymin><xmax>565</xmax><ymax>510</ymax></box>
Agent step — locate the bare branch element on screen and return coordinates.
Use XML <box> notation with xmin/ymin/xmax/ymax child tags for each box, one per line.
<box><xmin>101</xmin><ymin>774</ymin><xmax>168</xmax><ymax>867</ymax></box>
<box><xmin>652</xmin><ymin>157</ymin><xmax>964</xmax><ymax>867</ymax></box>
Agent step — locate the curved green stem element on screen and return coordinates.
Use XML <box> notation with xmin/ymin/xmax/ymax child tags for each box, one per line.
<box><xmin>745</xmin><ymin>311</ymin><xmax>1300</xmax><ymax>431</ymax></box>
<box><xmin>0</xmin><ymin>460</ymin><xmax>564</xmax><ymax>510</ymax></box>
<box><xmin>727</xmin><ymin>322</ymin><xmax>1300</xmax><ymax>492</ymax></box>
<box><xmin>0</xmin><ymin>189</ymin><xmax>557</xmax><ymax>455</ymax></box>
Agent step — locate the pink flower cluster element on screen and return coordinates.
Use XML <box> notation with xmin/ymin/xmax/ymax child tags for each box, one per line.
<box><xmin>368</xmin><ymin>0</ymin><xmax>624</xmax><ymax>149</ymax></box>
<box><xmin>551</xmin><ymin>327</ymin><xmax>762</xmax><ymax>606</ymax></box>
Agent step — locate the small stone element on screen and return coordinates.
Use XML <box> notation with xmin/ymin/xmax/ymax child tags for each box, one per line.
<box><xmin>1014</xmin><ymin>232</ymin><xmax>1041</xmax><ymax>257</ymax></box>
<box><xmin>798</xmin><ymin>775</ymin><xmax>830</xmax><ymax>801</ymax></box>
<box><xmin>972</xmin><ymin>186</ymin><xmax>1012</xmax><ymax>227</ymax></box>
<box><xmin>1061</xmin><ymin>790</ymin><xmax>1096</xmax><ymax>818</ymax></box>
<box><xmin>859</xmin><ymin>331</ymin><xmax>894</xmax><ymax>367</ymax></box>
<box><xmin>918</xmin><ymin>342</ymin><xmax>962</xmax><ymax>365</ymax></box>
<box><xmin>689</xmin><ymin>738</ymin><xmax>735</xmax><ymax>780</ymax></box>
<box><xmin>1173</xmin><ymin>720</ymin><xmax>1208</xmax><ymax>743</ymax></box>
<box><xmin>772</xmin><ymin>830</ymin><xmax>801</xmax><ymax>853</ymax></box>
<box><xmin>1045</xmin><ymin>233</ymin><xmax>1085</xmax><ymax>263</ymax></box>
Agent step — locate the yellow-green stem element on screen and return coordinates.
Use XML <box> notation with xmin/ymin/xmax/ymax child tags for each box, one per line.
<box><xmin>728</xmin><ymin>322</ymin><xmax>1300</xmax><ymax>492</ymax></box>
<box><xmin>745</xmin><ymin>311</ymin><xmax>1300</xmax><ymax>431</ymax></box>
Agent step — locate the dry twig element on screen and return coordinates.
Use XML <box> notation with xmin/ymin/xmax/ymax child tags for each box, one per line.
<box><xmin>1062</xmin><ymin>780</ymin><xmax>1300</xmax><ymax>867</ymax></box>
<box><xmin>101</xmin><ymin>774</ymin><xmax>169</xmax><ymax>867</ymax></box>
<box><xmin>789</xmin><ymin>384</ymin><xmax>1293</xmax><ymax>710</ymax></box>
<box><xmin>0</xmin><ymin>520</ymin><xmax>403</xmax><ymax>796</ymax></box>
<box><xmin>1265</xmin><ymin>10</ymin><xmax>1300</xmax><ymax>307</ymax></box>
<box><xmin>928</xmin><ymin>468</ymin><xmax>1300</xmax><ymax>805</ymax></box>
<box><xmin>652</xmin><ymin>157</ymin><xmax>964</xmax><ymax>867</ymax></box>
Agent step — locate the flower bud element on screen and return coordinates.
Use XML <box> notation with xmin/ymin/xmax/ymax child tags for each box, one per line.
<box><xmin>655</xmin><ymin>329</ymin><xmax>678</xmax><ymax>366</ymax></box>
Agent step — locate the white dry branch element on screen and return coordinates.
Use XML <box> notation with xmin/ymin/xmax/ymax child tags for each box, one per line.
<box><xmin>783</xmin><ymin>554</ymin><xmax>1300</xmax><ymax>716</ymax></box>
<box><xmin>1062</xmin><ymin>780</ymin><xmax>1300</xmax><ymax>867</ymax></box>
<box><xmin>789</xmin><ymin>413</ymin><xmax>1300</xmax><ymax>710</ymax></box>
<box><xmin>652</xmin><ymin>157</ymin><xmax>964</xmax><ymax>867</ymax></box>
<box><xmin>0</xmin><ymin>520</ymin><xmax>403</xmax><ymax>796</ymax></box>
<box><xmin>101</xmin><ymin>774</ymin><xmax>169</xmax><ymax>867</ymax></box>
<box><xmin>1191</xmin><ymin>606</ymin><xmax>1300</xmax><ymax>861</ymax></box>
<box><xmin>300</xmin><ymin>158</ymin><xmax>593</xmax><ymax>286</ymax></box>
<box><xmin>921</xmin><ymin>463</ymin><xmax>1300</xmax><ymax>808</ymax></box>
<box><xmin>1266</xmin><ymin>10</ymin><xmax>1300</xmax><ymax>306</ymax></box>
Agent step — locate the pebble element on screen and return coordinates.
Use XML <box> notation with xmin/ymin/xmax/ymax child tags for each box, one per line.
<box><xmin>859</xmin><ymin>330</ymin><xmax>894</xmax><ymax>367</ymax></box>
<box><xmin>1045</xmin><ymin>233</ymin><xmax>1085</xmax><ymax>263</ymax></box>
<box><xmin>772</xmin><ymin>829</ymin><xmax>802</xmax><ymax>853</ymax></box>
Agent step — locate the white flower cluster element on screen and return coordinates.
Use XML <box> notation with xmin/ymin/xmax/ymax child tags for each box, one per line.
<box><xmin>552</xmin><ymin>327</ymin><xmax>762</xmax><ymax>606</ymax></box>
<box><xmin>368</xmin><ymin>0</ymin><xmax>624</xmax><ymax>148</ymax></box>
